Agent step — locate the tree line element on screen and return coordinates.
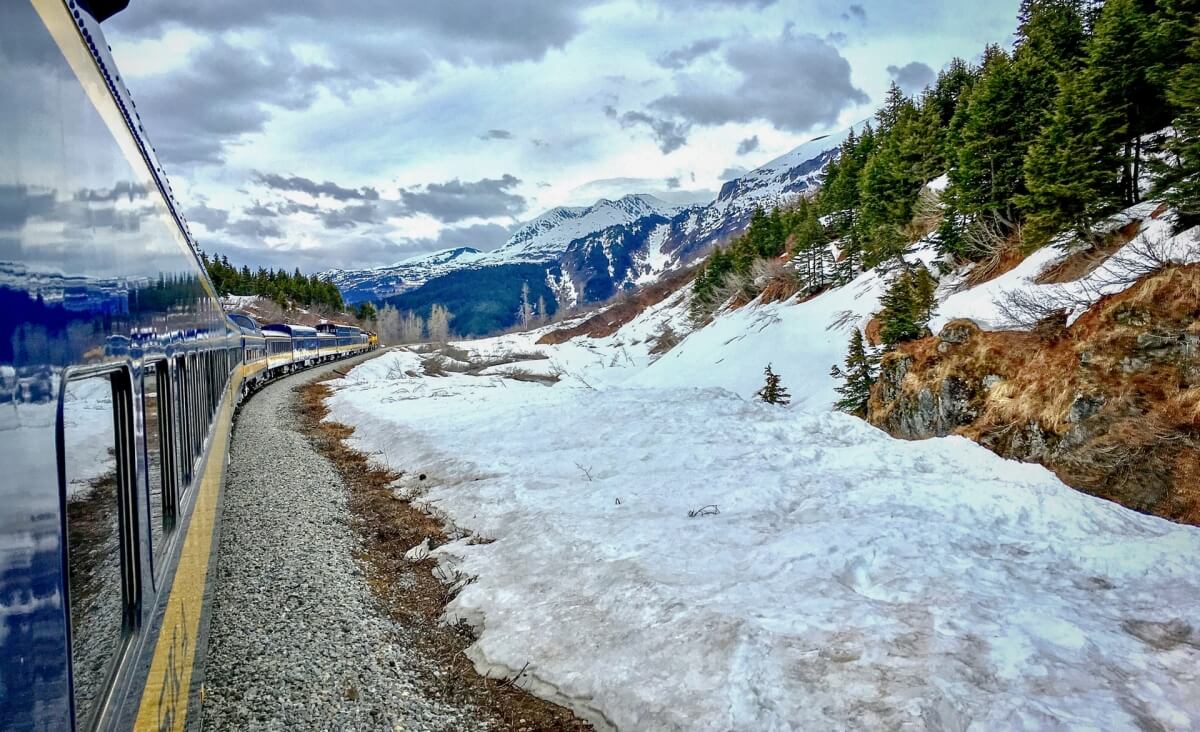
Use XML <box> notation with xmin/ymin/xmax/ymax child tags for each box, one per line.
<box><xmin>201</xmin><ymin>252</ymin><xmax>347</xmax><ymax>312</ymax></box>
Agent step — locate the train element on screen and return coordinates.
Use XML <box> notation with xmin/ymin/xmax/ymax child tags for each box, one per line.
<box><xmin>0</xmin><ymin>2</ymin><xmax>375</xmax><ymax>729</ymax></box>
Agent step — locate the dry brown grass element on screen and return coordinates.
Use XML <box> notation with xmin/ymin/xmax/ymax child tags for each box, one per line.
<box><xmin>871</xmin><ymin>263</ymin><xmax>1200</xmax><ymax>525</ymax></box>
<box><xmin>297</xmin><ymin>377</ymin><xmax>591</xmax><ymax>731</ymax></box>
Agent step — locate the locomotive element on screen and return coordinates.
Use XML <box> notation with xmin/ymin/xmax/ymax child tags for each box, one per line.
<box><xmin>0</xmin><ymin>2</ymin><xmax>373</xmax><ymax>729</ymax></box>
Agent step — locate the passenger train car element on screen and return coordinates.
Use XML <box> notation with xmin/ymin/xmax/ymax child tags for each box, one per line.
<box><xmin>0</xmin><ymin>2</ymin><xmax>372</xmax><ymax>729</ymax></box>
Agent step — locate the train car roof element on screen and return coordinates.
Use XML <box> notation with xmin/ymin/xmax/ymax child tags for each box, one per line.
<box><xmin>262</xmin><ymin>323</ymin><xmax>318</xmax><ymax>337</ymax></box>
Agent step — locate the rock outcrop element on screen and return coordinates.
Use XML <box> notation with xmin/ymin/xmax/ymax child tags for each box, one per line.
<box><xmin>869</xmin><ymin>265</ymin><xmax>1200</xmax><ymax>524</ymax></box>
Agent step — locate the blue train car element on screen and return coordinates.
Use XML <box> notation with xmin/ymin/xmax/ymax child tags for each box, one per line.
<box><xmin>263</xmin><ymin>323</ymin><xmax>319</xmax><ymax>366</ymax></box>
<box><xmin>0</xmin><ymin>1</ymin><xmax>235</xmax><ymax>728</ymax></box>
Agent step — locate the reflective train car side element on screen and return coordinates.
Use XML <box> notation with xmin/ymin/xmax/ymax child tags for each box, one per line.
<box><xmin>0</xmin><ymin>3</ymin><xmax>373</xmax><ymax>730</ymax></box>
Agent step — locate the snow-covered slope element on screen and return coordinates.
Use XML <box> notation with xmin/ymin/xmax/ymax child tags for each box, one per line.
<box><xmin>326</xmin><ymin>263</ymin><xmax>1200</xmax><ymax>729</ymax></box>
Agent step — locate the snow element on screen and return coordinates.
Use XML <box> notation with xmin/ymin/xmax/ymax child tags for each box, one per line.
<box><xmin>488</xmin><ymin>194</ymin><xmax>680</xmax><ymax>265</ymax></box>
<box><xmin>933</xmin><ymin>202</ymin><xmax>1200</xmax><ymax>331</ymax></box>
<box><xmin>61</xmin><ymin>376</ymin><xmax>116</xmax><ymax>498</ymax></box>
<box><xmin>632</xmin><ymin>247</ymin><xmax>936</xmax><ymax>405</ymax></box>
<box><xmin>222</xmin><ymin>294</ymin><xmax>261</xmax><ymax>310</ymax></box>
<box><xmin>323</xmin><ymin>195</ymin><xmax>1200</xmax><ymax>731</ymax></box>
<box><xmin>927</xmin><ymin>173</ymin><xmax>950</xmax><ymax>193</ymax></box>
<box><xmin>329</xmin><ymin>349</ymin><xmax>1200</xmax><ymax>731</ymax></box>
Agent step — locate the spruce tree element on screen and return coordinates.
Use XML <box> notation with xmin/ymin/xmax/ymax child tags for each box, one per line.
<box><xmin>878</xmin><ymin>265</ymin><xmax>938</xmax><ymax>347</ymax></box>
<box><xmin>1019</xmin><ymin>72</ymin><xmax>1120</xmax><ymax>246</ymax></box>
<box><xmin>948</xmin><ymin>47</ymin><xmax>1027</xmax><ymax>223</ymax></box>
<box><xmin>756</xmin><ymin>364</ymin><xmax>790</xmax><ymax>405</ymax></box>
<box><xmin>1087</xmin><ymin>0</ymin><xmax>1157</xmax><ymax>206</ymax></box>
<box><xmin>1166</xmin><ymin>20</ymin><xmax>1200</xmax><ymax>227</ymax></box>
<box><xmin>831</xmin><ymin>329</ymin><xmax>878</xmax><ymax>417</ymax></box>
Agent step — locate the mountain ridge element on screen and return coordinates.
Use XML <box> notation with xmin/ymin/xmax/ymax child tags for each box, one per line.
<box><xmin>327</xmin><ymin>126</ymin><xmax>852</xmax><ymax>333</ymax></box>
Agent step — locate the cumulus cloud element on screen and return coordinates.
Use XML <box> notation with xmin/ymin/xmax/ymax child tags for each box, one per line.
<box><xmin>736</xmin><ymin>136</ymin><xmax>760</xmax><ymax>155</ymax></box>
<box><xmin>657</xmin><ymin>38</ymin><xmax>722</xmax><ymax>69</ymax></box>
<box><xmin>887</xmin><ymin>61</ymin><xmax>936</xmax><ymax>93</ymax></box>
<box><xmin>619</xmin><ymin>111</ymin><xmax>692</xmax><ymax>154</ymax></box>
<box><xmin>650</xmin><ymin>29</ymin><xmax>868</xmax><ymax>133</ymax></box>
<box><xmin>399</xmin><ymin>175</ymin><xmax>526</xmax><ymax>223</ymax></box>
<box><xmin>108</xmin><ymin>2</ymin><xmax>607</xmax><ymax>166</ymax></box>
<box><xmin>843</xmin><ymin>4</ymin><xmax>867</xmax><ymax>23</ymax></box>
<box><xmin>254</xmin><ymin>173</ymin><xmax>379</xmax><ymax>201</ymax></box>
<box><xmin>720</xmin><ymin>166</ymin><xmax>749</xmax><ymax>180</ymax></box>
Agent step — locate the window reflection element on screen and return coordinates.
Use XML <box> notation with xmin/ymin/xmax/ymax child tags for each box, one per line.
<box><xmin>62</xmin><ymin>374</ymin><xmax>125</xmax><ymax>727</ymax></box>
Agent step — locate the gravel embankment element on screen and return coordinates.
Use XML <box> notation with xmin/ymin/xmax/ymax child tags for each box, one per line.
<box><xmin>202</xmin><ymin>356</ymin><xmax>489</xmax><ymax>731</ymax></box>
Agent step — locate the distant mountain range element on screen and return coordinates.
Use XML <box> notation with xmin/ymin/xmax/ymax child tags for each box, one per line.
<box><xmin>324</xmin><ymin>127</ymin><xmax>851</xmax><ymax>335</ymax></box>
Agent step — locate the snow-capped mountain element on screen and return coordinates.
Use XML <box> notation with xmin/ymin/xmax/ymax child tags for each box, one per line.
<box><xmin>327</xmin><ymin>127</ymin><xmax>848</xmax><ymax>333</ymax></box>
<box><xmin>324</xmin><ymin>246</ymin><xmax>485</xmax><ymax>303</ymax></box>
<box><xmin>490</xmin><ymin>194</ymin><xmax>679</xmax><ymax>264</ymax></box>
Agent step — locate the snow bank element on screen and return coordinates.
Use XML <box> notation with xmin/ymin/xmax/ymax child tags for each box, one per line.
<box><xmin>933</xmin><ymin>203</ymin><xmax>1200</xmax><ymax>331</ymax></box>
<box><xmin>329</xmin><ymin>352</ymin><xmax>1200</xmax><ymax>731</ymax></box>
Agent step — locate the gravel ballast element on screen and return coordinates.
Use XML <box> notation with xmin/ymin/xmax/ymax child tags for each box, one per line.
<box><xmin>202</xmin><ymin>356</ymin><xmax>487</xmax><ymax>731</ymax></box>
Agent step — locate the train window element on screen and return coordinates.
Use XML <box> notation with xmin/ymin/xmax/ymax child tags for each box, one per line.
<box><xmin>62</xmin><ymin>371</ymin><xmax>138</xmax><ymax>728</ymax></box>
<box><xmin>141</xmin><ymin>363</ymin><xmax>170</xmax><ymax>575</ymax></box>
<box><xmin>175</xmin><ymin>356</ymin><xmax>193</xmax><ymax>488</ymax></box>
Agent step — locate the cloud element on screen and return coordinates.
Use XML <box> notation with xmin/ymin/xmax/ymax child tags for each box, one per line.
<box><xmin>111</xmin><ymin>2</ymin><xmax>603</xmax><ymax>68</ymax></box>
<box><xmin>618</xmin><ymin>111</ymin><xmax>692</xmax><ymax>153</ymax></box>
<box><xmin>843</xmin><ymin>4</ymin><xmax>867</xmax><ymax>23</ymax></box>
<box><xmin>186</xmin><ymin>203</ymin><xmax>231</xmax><ymax>231</ymax></box>
<box><xmin>254</xmin><ymin>172</ymin><xmax>379</xmax><ymax>201</ymax></box>
<box><xmin>653</xmin><ymin>0</ymin><xmax>778</xmax><ymax>8</ymax></box>
<box><xmin>426</xmin><ymin>222</ymin><xmax>517</xmax><ymax>251</ymax></box>
<box><xmin>225</xmin><ymin>218</ymin><xmax>283</xmax><ymax>239</ymax></box>
<box><xmin>650</xmin><ymin>29</ymin><xmax>868</xmax><ymax>133</ymax></box>
<box><xmin>399</xmin><ymin>175</ymin><xmax>526</xmax><ymax>223</ymax></box>
<box><xmin>117</xmin><ymin>39</ymin><xmax>342</xmax><ymax>165</ymax></box>
<box><xmin>243</xmin><ymin>203</ymin><xmax>278</xmax><ymax>218</ymax></box>
<box><xmin>720</xmin><ymin>166</ymin><xmax>749</xmax><ymax>180</ymax></box>
<box><xmin>656</xmin><ymin>38</ymin><xmax>722</xmax><ymax>69</ymax></box>
<box><xmin>321</xmin><ymin>203</ymin><xmax>389</xmax><ymax>230</ymax></box>
<box><xmin>74</xmin><ymin>182</ymin><xmax>149</xmax><ymax>203</ymax></box>
<box><xmin>736</xmin><ymin>135</ymin><xmax>760</xmax><ymax>155</ymax></box>
<box><xmin>107</xmin><ymin>1</ymin><xmax>610</xmax><ymax>167</ymax></box>
<box><xmin>479</xmin><ymin>129</ymin><xmax>515</xmax><ymax>141</ymax></box>
<box><xmin>887</xmin><ymin>61</ymin><xmax>936</xmax><ymax>93</ymax></box>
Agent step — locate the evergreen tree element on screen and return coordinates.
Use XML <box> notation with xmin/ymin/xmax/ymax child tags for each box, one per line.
<box><xmin>947</xmin><ymin>46</ymin><xmax>1028</xmax><ymax>223</ymax></box>
<box><xmin>1166</xmin><ymin>19</ymin><xmax>1200</xmax><ymax>226</ymax></box>
<box><xmin>875</xmin><ymin>81</ymin><xmax>907</xmax><ymax>132</ymax></box>
<box><xmin>1087</xmin><ymin>0</ymin><xmax>1158</xmax><ymax>206</ymax></box>
<box><xmin>1019</xmin><ymin>72</ymin><xmax>1120</xmax><ymax>246</ymax></box>
<box><xmin>878</xmin><ymin>265</ymin><xmax>938</xmax><ymax>347</ymax></box>
<box><xmin>756</xmin><ymin>364</ymin><xmax>790</xmax><ymax>405</ymax></box>
<box><xmin>830</xmin><ymin>329</ymin><xmax>878</xmax><ymax>417</ymax></box>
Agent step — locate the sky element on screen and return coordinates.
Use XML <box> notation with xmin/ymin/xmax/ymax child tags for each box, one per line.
<box><xmin>105</xmin><ymin>0</ymin><xmax>1021</xmax><ymax>273</ymax></box>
